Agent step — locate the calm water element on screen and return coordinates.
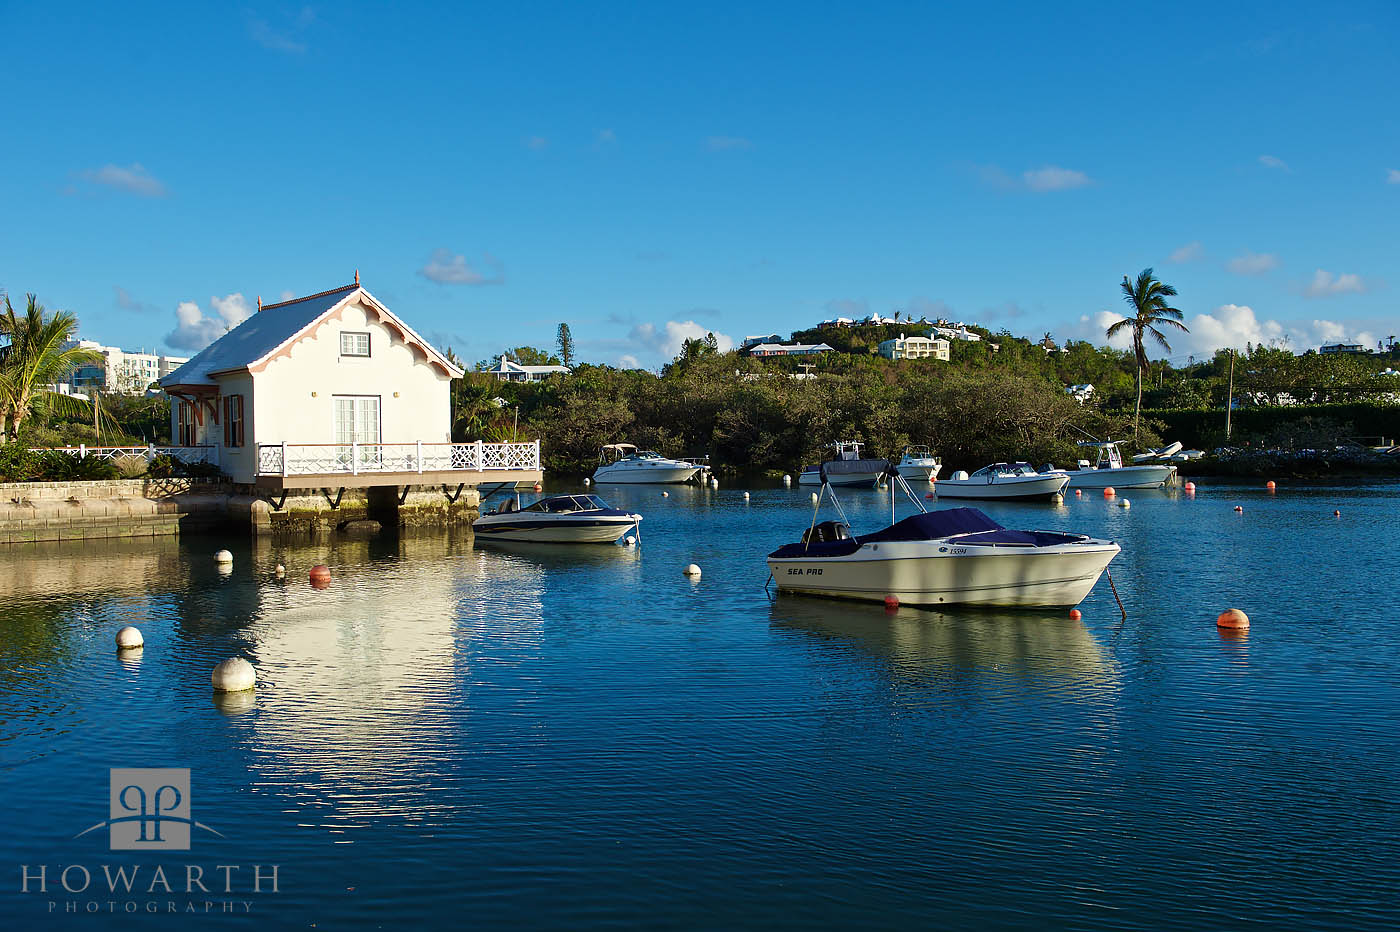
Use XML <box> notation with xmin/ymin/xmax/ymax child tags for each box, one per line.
<box><xmin>2</xmin><ymin>480</ymin><xmax>1398</xmax><ymax>929</ymax></box>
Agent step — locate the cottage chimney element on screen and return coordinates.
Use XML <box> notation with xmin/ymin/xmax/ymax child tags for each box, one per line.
<box><xmin>257</xmin><ymin>296</ymin><xmax>262</xmax><ymax>312</ymax></box>
<box><xmin>354</xmin><ymin>268</ymin><xmax>360</xmax><ymax>285</ymax></box>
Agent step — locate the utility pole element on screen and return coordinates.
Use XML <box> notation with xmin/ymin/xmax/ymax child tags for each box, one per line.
<box><xmin>1225</xmin><ymin>350</ymin><xmax>1235</xmax><ymax>440</ymax></box>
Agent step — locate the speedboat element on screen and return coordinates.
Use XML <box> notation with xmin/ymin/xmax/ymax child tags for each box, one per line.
<box><xmin>1131</xmin><ymin>441</ymin><xmax>1183</xmax><ymax>463</ymax></box>
<box><xmin>592</xmin><ymin>444</ymin><xmax>701</xmax><ymax>484</ymax></box>
<box><xmin>767</xmin><ymin>482</ymin><xmax>1118</xmax><ymax>608</ymax></box>
<box><xmin>1065</xmin><ymin>441</ymin><xmax>1176</xmax><ymax>490</ymax></box>
<box><xmin>473</xmin><ymin>493</ymin><xmax>642</xmax><ymax>543</ymax></box>
<box><xmin>895</xmin><ymin>445</ymin><xmax>943</xmax><ymax>483</ymax></box>
<box><xmin>933</xmin><ymin>462</ymin><xmax>1070</xmax><ymax>501</ymax></box>
<box><xmin>798</xmin><ymin>441</ymin><xmax>888</xmax><ymax>487</ymax></box>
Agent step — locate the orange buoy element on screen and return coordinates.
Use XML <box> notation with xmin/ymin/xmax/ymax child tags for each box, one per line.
<box><xmin>1103</xmin><ymin>487</ymin><xmax>1116</xmax><ymax>498</ymax></box>
<box><xmin>884</xmin><ymin>595</ymin><xmax>899</xmax><ymax>611</ymax></box>
<box><xmin>1266</xmin><ymin>480</ymin><xmax>1276</xmax><ymax>490</ymax></box>
<box><xmin>1184</xmin><ymin>481</ymin><xmax>1196</xmax><ymax>492</ymax></box>
<box><xmin>309</xmin><ymin>564</ymin><xmax>331</xmax><ymax>589</ymax></box>
<box><xmin>1216</xmin><ymin>608</ymin><xmax>1250</xmax><ymax>630</ymax></box>
<box><xmin>1234</xmin><ymin>505</ymin><xmax>1243</xmax><ymax>513</ymax></box>
<box><xmin>1074</xmin><ymin>489</ymin><xmax>1081</xmax><ymax>496</ymax></box>
<box><xmin>533</xmin><ymin>483</ymin><xmax>542</xmax><ymax>492</ymax></box>
<box><xmin>1069</xmin><ymin>609</ymin><xmax>1082</xmax><ymax>620</ymax></box>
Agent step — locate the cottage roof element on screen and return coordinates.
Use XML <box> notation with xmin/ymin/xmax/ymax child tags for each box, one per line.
<box><xmin>160</xmin><ymin>282</ymin><xmax>464</xmax><ymax>390</ymax></box>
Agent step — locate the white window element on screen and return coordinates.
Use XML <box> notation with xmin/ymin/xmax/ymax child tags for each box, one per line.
<box><xmin>340</xmin><ymin>332</ymin><xmax>371</xmax><ymax>357</ymax></box>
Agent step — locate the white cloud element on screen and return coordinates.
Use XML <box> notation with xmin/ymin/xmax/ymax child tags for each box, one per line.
<box><xmin>1227</xmin><ymin>250</ymin><xmax>1278</xmax><ymax>275</ymax></box>
<box><xmin>79</xmin><ymin>163</ymin><xmax>166</xmax><ymax>197</ymax></box>
<box><xmin>1076</xmin><ymin>305</ymin><xmax>1385</xmax><ymax>356</ymax></box>
<box><xmin>1258</xmin><ymin>154</ymin><xmax>1290</xmax><ymax>172</ymax></box>
<box><xmin>165</xmin><ymin>293</ymin><xmax>253</xmax><ymax>351</ymax></box>
<box><xmin>1303</xmin><ymin>269</ymin><xmax>1368</xmax><ymax>298</ymax></box>
<box><xmin>1388</xmin><ymin>169</ymin><xmax>1400</xmax><ymax>185</ymax></box>
<box><xmin>1182</xmin><ymin>304</ymin><xmax>1285</xmax><ymax>354</ymax></box>
<box><xmin>418</xmin><ymin>249</ymin><xmax>504</xmax><ymax>285</ymax></box>
<box><xmin>1022</xmin><ymin>165</ymin><xmax>1091</xmax><ymax>192</ymax></box>
<box><xmin>525</xmin><ymin>136</ymin><xmax>549</xmax><ymax>150</ymax></box>
<box><xmin>1168</xmin><ymin>241</ymin><xmax>1203</xmax><ymax>263</ymax></box>
<box><xmin>627</xmin><ymin>320</ymin><xmax>735</xmax><ymax>360</ymax></box>
<box><xmin>247</xmin><ymin>7</ymin><xmax>314</xmax><ymax>53</ymax></box>
<box><xmin>617</xmin><ymin>354</ymin><xmax>640</xmax><ymax>369</ymax></box>
<box><xmin>705</xmin><ymin>136</ymin><xmax>752</xmax><ymax>151</ymax></box>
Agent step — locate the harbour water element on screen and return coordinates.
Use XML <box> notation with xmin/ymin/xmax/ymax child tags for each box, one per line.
<box><xmin>2</xmin><ymin>480</ymin><xmax>1399</xmax><ymax>928</ymax></box>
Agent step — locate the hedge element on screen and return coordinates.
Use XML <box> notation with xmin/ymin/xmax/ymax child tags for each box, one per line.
<box><xmin>1135</xmin><ymin>404</ymin><xmax>1400</xmax><ymax>449</ymax></box>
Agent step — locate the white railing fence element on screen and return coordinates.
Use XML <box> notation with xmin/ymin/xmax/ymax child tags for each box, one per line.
<box><xmin>31</xmin><ymin>444</ymin><xmax>220</xmax><ymax>468</ymax></box>
<box><xmin>256</xmin><ymin>440</ymin><xmax>540</xmax><ymax>477</ymax></box>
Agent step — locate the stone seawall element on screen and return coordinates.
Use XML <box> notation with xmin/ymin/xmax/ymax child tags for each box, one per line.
<box><xmin>0</xmin><ymin>479</ymin><xmax>242</xmax><ymax>544</ymax></box>
<box><xmin>0</xmin><ymin>479</ymin><xmax>481</xmax><ymax>544</ymax></box>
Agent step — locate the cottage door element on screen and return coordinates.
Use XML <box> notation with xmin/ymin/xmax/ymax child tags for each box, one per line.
<box><xmin>334</xmin><ymin>396</ymin><xmax>382</xmax><ymax>471</ymax></box>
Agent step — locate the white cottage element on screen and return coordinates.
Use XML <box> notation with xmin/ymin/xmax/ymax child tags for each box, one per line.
<box><xmin>160</xmin><ymin>279</ymin><xmax>471</xmax><ymax>486</ymax></box>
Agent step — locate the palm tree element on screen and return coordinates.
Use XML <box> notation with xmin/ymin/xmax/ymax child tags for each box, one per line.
<box><xmin>1107</xmin><ymin>269</ymin><xmax>1189</xmax><ymax>436</ymax></box>
<box><xmin>0</xmin><ymin>293</ymin><xmax>103</xmax><ymax>443</ymax></box>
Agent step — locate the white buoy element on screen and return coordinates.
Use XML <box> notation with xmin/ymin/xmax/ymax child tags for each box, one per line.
<box><xmin>274</xmin><ymin>563</ymin><xmax>286</xmax><ymax>578</ymax></box>
<box><xmin>662</xmin><ymin>491</ymin><xmax>669</xmax><ymax>497</ymax></box>
<box><xmin>684</xmin><ymin>563</ymin><xmax>702</xmax><ymax>578</ymax></box>
<box><xmin>782</xmin><ymin>475</ymin><xmax>792</xmax><ymax>486</ymax></box>
<box><xmin>743</xmin><ymin>491</ymin><xmax>750</xmax><ymax>500</ymax></box>
<box><xmin>710</xmin><ymin>478</ymin><xmax>719</xmax><ymax>489</ymax></box>
<box><xmin>1119</xmin><ymin>498</ymin><xmax>1131</xmax><ymax>509</ymax></box>
<box><xmin>583</xmin><ymin>477</ymin><xmax>591</xmax><ymax>486</ymax></box>
<box><xmin>214</xmin><ymin>549</ymin><xmax>233</xmax><ymax>565</ymax></box>
<box><xmin>811</xmin><ymin>492</ymin><xmax>819</xmax><ymax>503</ymax></box>
<box><xmin>211</xmin><ymin>657</ymin><xmax>256</xmax><ymax>692</ymax></box>
<box><xmin>623</xmin><ymin>535</ymin><xmax>636</xmax><ymax>547</ymax></box>
<box><xmin>115</xmin><ymin>626</ymin><xmax>143</xmax><ymax>650</ymax></box>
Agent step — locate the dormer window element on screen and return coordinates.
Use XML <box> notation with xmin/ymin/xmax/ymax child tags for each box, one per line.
<box><xmin>341</xmin><ymin>332</ymin><xmax>371</xmax><ymax>358</ymax></box>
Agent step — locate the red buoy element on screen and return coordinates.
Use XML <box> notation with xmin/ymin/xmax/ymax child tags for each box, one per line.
<box><xmin>1069</xmin><ymin>609</ymin><xmax>1081</xmax><ymax>620</ymax></box>
<box><xmin>884</xmin><ymin>595</ymin><xmax>899</xmax><ymax>611</ymax></box>
<box><xmin>1234</xmin><ymin>505</ymin><xmax>1243</xmax><ymax>513</ymax></box>
<box><xmin>1216</xmin><ymin>608</ymin><xmax>1250</xmax><ymax>630</ymax></box>
<box><xmin>1266</xmin><ymin>480</ymin><xmax>1276</xmax><ymax>490</ymax></box>
<box><xmin>925</xmin><ymin>493</ymin><xmax>935</xmax><ymax>499</ymax></box>
<box><xmin>1103</xmin><ymin>487</ymin><xmax>1116</xmax><ymax>498</ymax></box>
<box><xmin>533</xmin><ymin>483</ymin><xmax>542</xmax><ymax>492</ymax></box>
<box><xmin>1184</xmin><ymin>481</ymin><xmax>1196</xmax><ymax>492</ymax></box>
<box><xmin>309</xmin><ymin>564</ymin><xmax>331</xmax><ymax>589</ymax></box>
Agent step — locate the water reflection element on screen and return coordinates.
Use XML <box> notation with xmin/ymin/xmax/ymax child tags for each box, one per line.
<box><xmin>770</xmin><ymin>596</ymin><xmax>1116</xmax><ymax>696</ymax></box>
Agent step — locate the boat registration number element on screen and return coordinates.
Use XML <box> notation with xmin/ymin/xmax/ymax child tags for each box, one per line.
<box><xmin>787</xmin><ymin>568</ymin><xmax>823</xmax><ymax>575</ymax></box>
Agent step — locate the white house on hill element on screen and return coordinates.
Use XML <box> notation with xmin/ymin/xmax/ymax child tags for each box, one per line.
<box><xmin>160</xmin><ymin>279</ymin><xmax>465</xmax><ymax>485</ymax></box>
<box><xmin>878</xmin><ymin>334</ymin><xmax>950</xmax><ymax>361</ymax></box>
<box><xmin>486</xmin><ymin>356</ymin><xmax>571</xmax><ymax>382</ymax></box>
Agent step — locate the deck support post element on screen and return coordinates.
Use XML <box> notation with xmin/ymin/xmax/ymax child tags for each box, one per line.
<box><xmin>321</xmin><ymin>487</ymin><xmax>345</xmax><ymax>509</ymax></box>
<box><xmin>442</xmin><ymin>483</ymin><xmax>466</xmax><ymax>504</ymax></box>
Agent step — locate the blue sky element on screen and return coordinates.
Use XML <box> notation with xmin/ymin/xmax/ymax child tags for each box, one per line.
<box><xmin>2</xmin><ymin>1</ymin><xmax>1397</xmax><ymax>368</ymax></box>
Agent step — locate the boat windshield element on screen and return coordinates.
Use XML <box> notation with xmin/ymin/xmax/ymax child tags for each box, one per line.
<box><xmin>520</xmin><ymin>495</ymin><xmax>607</xmax><ymax>513</ymax></box>
<box><xmin>972</xmin><ymin>462</ymin><xmax>1038</xmax><ymax>478</ymax></box>
<box><xmin>637</xmin><ymin>450</ymin><xmax>664</xmax><ymax>459</ymax></box>
<box><xmin>903</xmin><ymin>445</ymin><xmax>932</xmax><ymax>459</ymax></box>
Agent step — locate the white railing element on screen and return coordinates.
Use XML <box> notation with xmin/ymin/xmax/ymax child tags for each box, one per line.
<box><xmin>32</xmin><ymin>444</ymin><xmax>220</xmax><ymax>467</ymax></box>
<box><xmin>256</xmin><ymin>440</ymin><xmax>540</xmax><ymax>477</ymax></box>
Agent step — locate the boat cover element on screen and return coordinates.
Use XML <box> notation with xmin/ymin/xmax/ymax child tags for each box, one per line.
<box><xmin>771</xmin><ymin>507</ymin><xmax>999</xmax><ymax>558</ymax></box>
<box><xmin>820</xmin><ymin>458</ymin><xmax>891</xmax><ymax>482</ymax></box>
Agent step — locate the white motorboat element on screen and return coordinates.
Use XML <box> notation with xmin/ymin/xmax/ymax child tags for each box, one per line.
<box><xmin>473</xmin><ymin>493</ymin><xmax>642</xmax><ymax>543</ymax></box>
<box><xmin>798</xmin><ymin>441</ymin><xmax>888</xmax><ymax>487</ymax></box>
<box><xmin>1131</xmin><ymin>441</ymin><xmax>1182</xmax><ymax>463</ymax></box>
<box><xmin>933</xmin><ymin>462</ymin><xmax>1070</xmax><ymax>501</ymax></box>
<box><xmin>1065</xmin><ymin>441</ymin><xmax>1176</xmax><ymax>490</ymax></box>
<box><xmin>592</xmin><ymin>444</ymin><xmax>702</xmax><ymax>484</ymax></box>
<box><xmin>895</xmin><ymin>445</ymin><xmax>943</xmax><ymax>483</ymax></box>
<box><xmin>767</xmin><ymin>484</ymin><xmax>1118</xmax><ymax>608</ymax></box>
